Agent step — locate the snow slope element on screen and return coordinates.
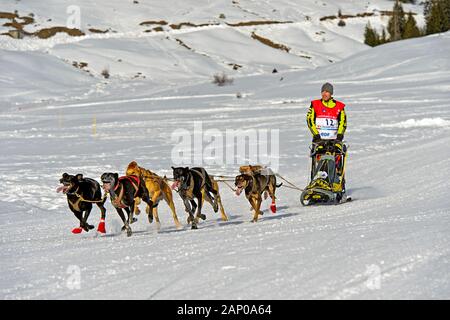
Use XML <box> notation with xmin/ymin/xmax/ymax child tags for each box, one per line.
<box><xmin>0</xmin><ymin>50</ymin><xmax>97</xmax><ymax>105</ymax></box>
<box><xmin>1</xmin><ymin>30</ymin><xmax>450</xmax><ymax>299</ymax></box>
<box><xmin>0</xmin><ymin>0</ymin><xmax>424</xmax><ymax>105</ymax></box>
<box><xmin>0</xmin><ymin>0</ymin><xmax>423</xmax><ymax>34</ymax></box>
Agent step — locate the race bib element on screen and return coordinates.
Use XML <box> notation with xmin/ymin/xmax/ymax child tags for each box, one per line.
<box><xmin>316</xmin><ymin>117</ymin><xmax>338</xmax><ymax>140</ymax></box>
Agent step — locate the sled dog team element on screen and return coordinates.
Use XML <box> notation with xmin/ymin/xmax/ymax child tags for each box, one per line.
<box><xmin>57</xmin><ymin>161</ymin><xmax>282</xmax><ymax>236</ymax></box>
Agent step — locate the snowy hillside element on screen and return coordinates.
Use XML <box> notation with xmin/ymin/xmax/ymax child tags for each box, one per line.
<box><xmin>1</xmin><ymin>1</ymin><xmax>449</xmax><ymax>300</ymax></box>
<box><xmin>0</xmin><ymin>0</ymin><xmax>425</xmax><ymax>105</ymax></box>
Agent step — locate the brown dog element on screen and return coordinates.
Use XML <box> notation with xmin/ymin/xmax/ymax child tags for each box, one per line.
<box><xmin>234</xmin><ymin>166</ymin><xmax>282</xmax><ymax>222</ymax></box>
<box><xmin>126</xmin><ymin>161</ymin><xmax>181</xmax><ymax>229</ymax></box>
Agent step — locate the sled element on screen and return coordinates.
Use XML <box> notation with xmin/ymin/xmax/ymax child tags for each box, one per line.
<box><xmin>300</xmin><ymin>140</ymin><xmax>350</xmax><ymax>206</ymax></box>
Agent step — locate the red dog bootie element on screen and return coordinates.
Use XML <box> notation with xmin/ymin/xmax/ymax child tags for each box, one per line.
<box><xmin>72</xmin><ymin>227</ymin><xmax>83</xmax><ymax>234</ymax></box>
<box><xmin>97</xmin><ymin>219</ymin><xmax>106</xmax><ymax>234</ymax></box>
<box><xmin>270</xmin><ymin>202</ymin><xmax>277</xmax><ymax>214</ymax></box>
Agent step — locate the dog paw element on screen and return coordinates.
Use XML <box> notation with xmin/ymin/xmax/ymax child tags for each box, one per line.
<box><xmin>82</xmin><ymin>225</ymin><xmax>92</xmax><ymax>232</ymax></box>
<box><xmin>191</xmin><ymin>224</ymin><xmax>198</xmax><ymax>230</ymax></box>
<box><xmin>97</xmin><ymin>220</ymin><xmax>106</xmax><ymax>234</ymax></box>
<box><xmin>122</xmin><ymin>224</ymin><xmax>132</xmax><ymax>236</ymax></box>
<box><xmin>176</xmin><ymin>223</ymin><xmax>183</xmax><ymax>229</ymax></box>
<box><xmin>270</xmin><ymin>203</ymin><xmax>277</xmax><ymax>213</ymax></box>
<box><xmin>173</xmin><ymin>220</ymin><xmax>183</xmax><ymax>229</ymax></box>
<box><xmin>72</xmin><ymin>227</ymin><xmax>83</xmax><ymax>234</ymax></box>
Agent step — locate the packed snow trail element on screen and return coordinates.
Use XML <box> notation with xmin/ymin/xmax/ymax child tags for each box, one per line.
<box><xmin>1</xmin><ymin>33</ymin><xmax>450</xmax><ymax>299</ymax></box>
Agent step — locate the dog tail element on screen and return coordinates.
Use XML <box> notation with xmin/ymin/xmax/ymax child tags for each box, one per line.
<box><xmin>203</xmin><ymin>173</ymin><xmax>217</xmax><ymax>195</ymax></box>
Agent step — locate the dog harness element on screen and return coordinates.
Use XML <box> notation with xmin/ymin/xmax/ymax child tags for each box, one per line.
<box><xmin>68</xmin><ymin>193</ymin><xmax>83</xmax><ymax>212</ymax></box>
<box><xmin>247</xmin><ymin>173</ymin><xmax>266</xmax><ymax>196</ymax></box>
<box><xmin>66</xmin><ymin>186</ymin><xmax>106</xmax><ymax>211</ymax></box>
<box><xmin>177</xmin><ymin>169</ymin><xmax>207</xmax><ymax>200</ymax></box>
<box><xmin>190</xmin><ymin>168</ymin><xmax>207</xmax><ymax>189</ymax></box>
<box><xmin>111</xmin><ymin>175</ymin><xmax>140</xmax><ymax>208</ymax></box>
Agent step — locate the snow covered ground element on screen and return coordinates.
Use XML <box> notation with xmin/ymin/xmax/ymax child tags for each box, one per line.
<box><xmin>1</xmin><ymin>1</ymin><xmax>449</xmax><ymax>300</ymax></box>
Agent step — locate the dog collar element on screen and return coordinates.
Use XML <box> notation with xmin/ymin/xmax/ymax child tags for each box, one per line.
<box><xmin>66</xmin><ymin>186</ymin><xmax>79</xmax><ymax>196</ymax></box>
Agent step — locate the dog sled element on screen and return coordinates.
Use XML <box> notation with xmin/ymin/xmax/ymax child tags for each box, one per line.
<box><xmin>57</xmin><ymin>146</ymin><xmax>353</xmax><ymax>235</ymax></box>
<box><xmin>300</xmin><ymin>140</ymin><xmax>351</xmax><ymax>206</ymax></box>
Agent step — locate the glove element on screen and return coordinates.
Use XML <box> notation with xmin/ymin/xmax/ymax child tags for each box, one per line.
<box><xmin>312</xmin><ymin>134</ymin><xmax>321</xmax><ymax>143</ymax></box>
<box><xmin>336</xmin><ymin>134</ymin><xmax>344</xmax><ymax>141</ymax></box>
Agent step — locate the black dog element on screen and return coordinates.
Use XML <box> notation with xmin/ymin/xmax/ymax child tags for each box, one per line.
<box><xmin>171</xmin><ymin>167</ymin><xmax>218</xmax><ymax>229</ymax></box>
<box><xmin>57</xmin><ymin>173</ymin><xmax>106</xmax><ymax>234</ymax></box>
<box><xmin>101</xmin><ymin>172</ymin><xmax>153</xmax><ymax>237</ymax></box>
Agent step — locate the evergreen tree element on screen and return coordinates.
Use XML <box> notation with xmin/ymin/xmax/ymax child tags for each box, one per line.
<box><xmin>380</xmin><ymin>28</ymin><xmax>388</xmax><ymax>44</ymax></box>
<box><xmin>446</xmin><ymin>0</ymin><xmax>450</xmax><ymax>26</ymax></box>
<box><xmin>403</xmin><ymin>11</ymin><xmax>421</xmax><ymax>38</ymax></box>
<box><xmin>442</xmin><ymin>0</ymin><xmax>450</xmax><ymax>30</ymax></box>
<box><xmin>364</xmin><ymin>22</ymin><xmax>380</xmax><ymax>46</ymax></box>
<box><xmin>388</xmin><ymin>0</ymin><xmax>406</xmax><ymax>41</ymax></box>
<box><xmin>425</xmin><ymin>0</ymin><xmax>450</xmax><ymax>34</ymax></box>
<box><xmin>424</xmin><ymin>0</ymin><xmax>432</xmax><ymax>17</ymax></box>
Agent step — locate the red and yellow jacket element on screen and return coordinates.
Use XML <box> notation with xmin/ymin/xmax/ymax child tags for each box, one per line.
<box><xmin>306</xmin><ymin>99</ymin><xmax>347</xmax><ymax>140</ymax></box>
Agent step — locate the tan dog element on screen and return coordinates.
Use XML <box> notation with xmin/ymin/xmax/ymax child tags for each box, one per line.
<box><xmin>239</xmin><ymin>165</ymin><xmax>264</xmax><ymax>175</ymax></box>
<box><xmin>201</xmin><ymin>176</ymin><xmax>228</xmax><ymax>222</ymax></box>
<box><xmin>126</xmin><ymin>161</ymin><xmax>181</xmax><ymax>229</ymax></box>
<box><xmin>234</xmin><ymin>166</ymin><xmax>282</xmax><ymax>222</ymax></box>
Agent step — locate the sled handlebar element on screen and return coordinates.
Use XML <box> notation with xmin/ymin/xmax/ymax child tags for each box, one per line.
<box><xmin>310</xmin><ymin>140</ymin><xmax>346</xmax><ymax>156</ymax></box>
